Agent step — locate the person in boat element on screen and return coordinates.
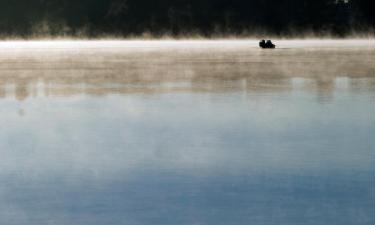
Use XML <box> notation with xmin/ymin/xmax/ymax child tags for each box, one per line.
<box><xmin>259</xmin><ymin>40</ymin><xmax>266</xmax><ymax>48</ymax></box>
<box><xmin>266</xmin><ymin>40</ymin><xmax>276</xmax><ymax>48</ymax></box>
<box><xmin>259</xmin><ymin>39</ymin><xmax>276</xmax><ymax>49</ymax></box>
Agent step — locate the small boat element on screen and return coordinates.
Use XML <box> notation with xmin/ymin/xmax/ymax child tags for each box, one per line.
<box><xmin>259</xmin><ymin>40</ymin><xmax>276</xmax><ymax>49</ymax></box>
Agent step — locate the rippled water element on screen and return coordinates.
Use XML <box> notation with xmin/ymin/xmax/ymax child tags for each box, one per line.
<box><xmin>0</xmin><ymin>40</ymin><xmax>375</xmax><ymax>225</ymax></box>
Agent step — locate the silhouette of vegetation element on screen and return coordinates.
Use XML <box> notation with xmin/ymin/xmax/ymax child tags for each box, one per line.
<box><xmin>0</xmin><ymin>0</ymin><xmax>373</xmax><ymax>38</ymax></box>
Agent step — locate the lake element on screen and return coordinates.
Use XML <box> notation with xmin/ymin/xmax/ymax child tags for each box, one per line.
<box><xmin>0</xmin><ymin>40</ymin><xmax>374</xmax><ymax>225</ymax></box>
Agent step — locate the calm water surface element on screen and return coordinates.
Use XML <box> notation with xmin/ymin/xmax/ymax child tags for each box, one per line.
<box><xmin>0</xmin><ymin>40</ymin><xmax>374</xmax><ymax>224</ymax></box>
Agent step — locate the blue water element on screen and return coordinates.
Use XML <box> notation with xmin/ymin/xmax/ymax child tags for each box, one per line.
<box><xmin>0</xmin><ymin>41</ymin><xmax>374</xmax><ymax>224</ymax></box>
<box><xmin>0</xmin><ymin>83</ymin><xmax>373</xmax><ymax>224</ymax></box>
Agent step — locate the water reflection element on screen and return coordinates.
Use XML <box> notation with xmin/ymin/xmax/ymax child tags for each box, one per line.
<box><xmin>0</xmin><ymin>41</ymin><xmax>373</xmax><ymax>100</ymax></box>
<box><xmin>0</xmin><ymin>41</ymin><xmax>374</xmax><ymax>225</ymax></box>
<box><xmin>1</xmin><ymin>73</ymin><xmax>375</xmax><ymax>104</ymax></box>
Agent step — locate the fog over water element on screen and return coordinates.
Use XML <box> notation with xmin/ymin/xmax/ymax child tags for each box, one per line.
<box><xmin>0</xmin><ymin>40</ymin><xmax>374</xmax><ymax>225</ymax></box>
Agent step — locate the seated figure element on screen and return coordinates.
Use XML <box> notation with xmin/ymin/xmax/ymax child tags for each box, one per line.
<box><xmin>259</xmin><ymin>40</ymin><xmax>266</xmax><ymax>48</ymax></box>
<box><xmin>259</xmin><ymin>39</ymin><xmax>276</xmax><ymax>49</ymax></box>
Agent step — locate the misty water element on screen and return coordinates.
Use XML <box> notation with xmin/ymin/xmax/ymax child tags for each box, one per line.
<box><xmin>0</xmin><ymin>40</ymin><xmax>374</xmax><ymax>225</ymax></box>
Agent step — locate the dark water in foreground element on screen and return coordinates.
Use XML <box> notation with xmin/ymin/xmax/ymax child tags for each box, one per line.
<box><xmin>0</xmin><ymin>40</ymin><xmax>374</xmax><ymax>225</ymax></box>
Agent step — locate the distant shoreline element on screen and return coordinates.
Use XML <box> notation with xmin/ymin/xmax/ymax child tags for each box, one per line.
<box><xmin>0</xmin><ymin>38</ymin><xmax>375</xmax><ymax>42</ymax></box>
<box><xmin>1</xmin><ymin>36</ymin><xmax>375</xmax><ymax>42</ymax></box>
<box><xmin>0</xmin><ymin>31</ymin><xmax>375</xmax><ymax>41</ymax></box>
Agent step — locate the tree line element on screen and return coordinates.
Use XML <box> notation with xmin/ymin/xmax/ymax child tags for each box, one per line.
<box><xmin>0</xmin><ymin>0</ymin><xmax>374</xmax><ymax>37</ymax></box>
